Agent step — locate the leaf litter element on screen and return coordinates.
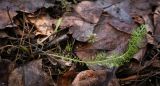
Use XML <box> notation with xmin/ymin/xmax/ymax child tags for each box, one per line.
<box><xmin>0</xmin><ymin>0</ymin><xmax>160</xmax><ymax>86</ymax></box>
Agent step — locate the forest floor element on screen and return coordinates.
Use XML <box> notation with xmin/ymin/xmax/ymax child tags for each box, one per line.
<box><xmin>0</xmin><ymin>0</ymin><xmax>160</xmax><ymax>86</ymax></box>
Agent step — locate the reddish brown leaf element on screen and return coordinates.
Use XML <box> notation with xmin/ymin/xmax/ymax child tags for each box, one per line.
<box><xmin>57</xmin><ymin>70</ymin><xmax>77</xmax><ymax>86</ymax></box>
<box><xmin>72</xmin><ymin>70</ymin><xmax>114</xmax><ymax>86</ymax></box>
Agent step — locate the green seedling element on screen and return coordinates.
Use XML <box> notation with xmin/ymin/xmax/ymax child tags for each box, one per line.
<box><xmin>54</xmin><ymin>18</ymin><xmax>63</xmax><ymax>32</ymax></box>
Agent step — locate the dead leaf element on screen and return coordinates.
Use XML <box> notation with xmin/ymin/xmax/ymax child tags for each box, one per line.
<box><xmin>57</xmin><ymin>70</ymin><xmax>77</xmax><ymax>86</ymax></box>
<box><xmin>74</xmin><ymin>1</ymin><xmax>102</xmax><ymax>24</ymax></box>
<box><xmin>108</xmin><ymin>78</ymin><xmax>120</xmax><ymax>86</ymax></box>
<box><xmin>133</xmin><ymin>47</ymin><xmax>147</xmax><ymax>61</ymax></box>
<box><xmin>29</xmin><ymin>14</ymin><xmax>55</xmax><ymax>36</ymax></box>
<box><xmin>96</xmin><ymin>0</ymin><xmax>124</xmax><ymax>8</ymax></box>
<box><xmin>0</xmin><ymin>31</ymin><xmax>17</xmax><ymax>40</ymax></box>
<box><xmin>102</xmin><ymin>0</ymin><xmax>132</xmax><ymax>23</ymax></box>
<box><xmin>130</xmin><ymin>0</ymin><xmax>152</xmax><ymax>15</ymax></box>
<box><xmin>0</xmin><ymin>0</ymin><xmax>54</xmax><ymax>29</ymax></box>
<box><xmin>151</xmin><ymin>59</ymin><xmax>160</xmax><ymax>68</ymax></box>
<box><xmin>0</xmin><ymin>59</ymin><xmax>15</xmax><ymax>86</ymax></box>
<box><xmin>61</xmin><ymin>14</ymin><xmax>95</xmax><ymax>42</ymax></box>
<box><xmin>75</xmin><ymin>16</ymin><xmax>130</xmax><ymax>61</ymax></box>
<box><xmin>154</xmin><ymin>6</ymin><xmax>160</xmax><ymax>43</ymax></box>
<box><xmin>0</xmin><ymin>10</ymin><xmax>16</xmax><ymax>29</ymax></box>
<box><xmin>72</xmin><ymin>70</ymin><xmax>114</xmax><ymax>86</ymax></box>
<box><xmin>107</xmin><ymin>17</ymin><xmax>137</xmax><ymax>34</ymax></box>
<box><xmin>69</xmin><ymin>22</ymin><xmax>95</xmax><ymax>42</ymax></box>
<box><xmin>8</xmin><ymin>59</ymin><xmax>51</xmax><ymax>86</ymax></box>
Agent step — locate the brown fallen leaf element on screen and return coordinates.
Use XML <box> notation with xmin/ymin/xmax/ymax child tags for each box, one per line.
<box><xmin>102</xmin><ymin>0</ymin><xmax>132</xmax><ymax>23</ymax></box>
<box><xmin>74</xmin><ymin>1</ymin><xmax>102</xmax><ymax>24</ymax></box>
<box><xmin>151</xmin><ymin>59</ymin><xmax>160</xmax><ymax>68</ymax></box>
<box><xmin>75</xmin><ymin>16</ymin><xmax>131</xmax><ymax>62</ymax></box>
<box><xmin>0</xmin><ymin>10</ymin><xmax>16</xmax><ymax>29</ymax></box>
<box><xmin>69</xmin><ymin>22</ymin><xmax>95</xmax><ymax>42</ymax></box>
<box><xmin>0</xmin><ymin>0</ymin><xmax>54</xmax><ymax>29</ymax></box>
<box><xmin>0</xmin><ymin>59</ymin><xmax>15</xmax><ymax>86</ymax></box>
<box><xmin>57</xmin><ymin>70</ymin><xmax>78</xmax><ymax>86</ymax></box>
<box><xmin>0</xmin><ymin>31</ymin><xmax>17</xmax><ymax>40</ymax></box>
<box><xmin>72</xmin><ymin>70</ymin><xmax>115</xmax><ymax>86</ymax></box>
<box><xmin>61</xmin><ymin>14</ymin><xmax>95</xmax><ymax>42</ymax></box>
<box><xmin>8</xmin><ymin>59</ymin><xmax>51</xmax><ymax>86</ymax></box>
<box><xmin>130</xmin><ymin>0</ymin><xmax>152</xmax><ymax>16</ymax></box>
<box><xmin>133</xmin><ymin>47</ymin><xmax>147</xmax><ymax>61</ymax></box>
<box><xmin>107</xmin><ymin>17</ymin><xmax>137</xmax><ymax>34</ymax></box>
<box><xmin>29</xmin><ymin>14</ymin><xmax>55</xmax><ymax>36</ymax></box>
<box><xmin>154</xmin><ymin>6</ymin><xmax>160</xmax><ymax>43</ymax></box>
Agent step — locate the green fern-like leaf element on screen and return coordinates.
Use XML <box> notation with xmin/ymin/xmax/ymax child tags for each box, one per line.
<box><xmin>47</xmin><ymin>24</ymin><xmax>146</xmax><ymax>67</ymax></box>
<box><xmin>83</xmin><ymin>24</ymin><xmax>147</xmax><ymax>67</ymax></box>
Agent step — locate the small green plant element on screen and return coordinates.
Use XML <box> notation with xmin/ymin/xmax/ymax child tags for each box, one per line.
<box><xmin>65</xmin><ymin>41</ymin><xmax>74</xmax><ymax>52</ymax></box>
<box><xmin>47</xmin><ymin>24</ymin><xmax>146</xmax><ymax>67</ymax></box>
<box><xmin>54</xmin><ymin>18</ymin><xmax>63</xmax><ymax>32</ymax></box>
<box><xmin>87</xmin><ymin>33</ymin><xmax>97</xmax><ymax>43</ymax></box>
<box><xmin>60</xmin><ymin>0</ymin><xmax>72</xmax><ymax>11</ymax></box>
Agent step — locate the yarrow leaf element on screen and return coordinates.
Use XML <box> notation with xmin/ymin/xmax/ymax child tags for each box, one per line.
<box><xmin>46</xmin><ymin>24</ymin><xmax>146</xmax><ymax>67</ymax></box>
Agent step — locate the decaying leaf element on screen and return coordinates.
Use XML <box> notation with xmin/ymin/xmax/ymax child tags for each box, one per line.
<box><xmin>0</xmin><ymin>0</ymin><xmax>54</xmax><ymax>29</ymax></box>
<box><xmin>0</xmin><ymin>31</ymin><xmax>17</xmax><ymax>40</ymax></box>
<box><xmin>0</xmin><ymin>59</ymin><xmax>15</xmax><ymax>86</ymax></box>
<box><xmin>61</xmin><ymin>14</ymin><xmax>95</xmax><ymax>42</ymax></box>
<box><xmin>154</xmin><ymin>6</ymin><xmax>160</xmax><ymax>43</ymax></box>
<box><xmin>133</xmin><ymin>47</ymin><xmax>147</xmax><ymax>61</ymax></box>
<box><xmin>29</xmin><ymin>14</ymin><xmax>55</xmax><ymax>36</ymax></box>
<box><xmin>72</xmin><ymin>69</ymin><xmax>115</xmax><ymax>86</ymax></box>
<box><xmin>0</xmin><ymin>10</ymin><xmax>16</xmax><ymax>29</ymax></box>
<box><xmin>0</xmin><ymin>0</ymin><xmax>159</xmax><ymax>86</ymax></box>
<box><xmin>8</xmin><ymin>59</ymin><xmax>51</xmax><ymax>86</ymax></box>
<box><xmin>102</xmin><ymin>0</ymin><xmax>132</xmax><ymax>23</ymax></box>
<box><xmin>130</xmin><ymin>0</ymin><xmax>152</xmax><ymax>15</ymax></box>
<box><xmin>57</xmin><ymin>70</ymin><xmax>77</xmax><ymax>86</ymax></box>
<box><xmin>74</xmin><ymin>1</ymin><xmax>102</xmax><ymax>24</ymax></box>
<box><xmin>75</xmin><ymin>16</ymin><xmax>131</xmax><ymax>61</ymax></box>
